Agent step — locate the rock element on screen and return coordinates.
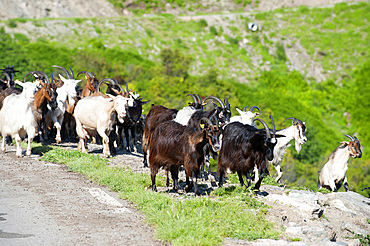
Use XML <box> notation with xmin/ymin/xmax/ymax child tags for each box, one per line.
<box><xmin>329</xmin><ymin>199</ymin><xmax>356</xmax><ymax>215</ymax></box>
<box><xmin>341</xmin><ymin>222</ymin><xmax>368</xmax><ymax>236</ymax></box>
<box><xmin>266</xmin><ymin>190</ymin><xmax>322</xmax><ymax>218</ymax></box>
<box><xmin>249</xmin><ymin>239</ymin><xmax>307</xmax><ymax>246</ymax></box>
<box><xmin>286</xmin><ymin>226</ymin><xmax>303</xmax><ymax>237</ymax></box>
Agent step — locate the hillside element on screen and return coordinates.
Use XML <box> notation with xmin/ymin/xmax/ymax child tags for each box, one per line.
<box><xmin>0</xmin><ymin>0</ymin><xmax>369</xmax><ymax>194</ymax></box>
<box><xmin>0</xmin><ymin>0</ymin><xmax>368</xmax><ymax>83</ymax></box>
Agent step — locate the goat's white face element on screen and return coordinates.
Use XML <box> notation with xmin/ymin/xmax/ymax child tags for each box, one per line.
<box><xmin>59</xmin><ymin>75</ymin><xmax>81</xmax><ymax>98</ymax></box>
<box><xmin>293</xmin><ymin>122</ymin><xmax>307</xmax><ymax>153</ymax></box>
<box><xmin>114</xmin><ymin>95</ymin><xmax>129</xmax><ymax>123</ymax></box>
<box><xmin>127</xmin><ymin>95</ymin><xmax>135</xmax><ymax>107</ymax></box>
<box><xmin>236</xmin><ymin>108</ymin><xmax>259</xmax><ymax>125</ymax></box>
<box><xmin>17</xmin><ymin>81</ymin><xmax>40</xmax><ymax>104</ymax></box>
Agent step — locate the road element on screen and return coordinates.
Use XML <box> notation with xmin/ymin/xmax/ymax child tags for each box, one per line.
<box><xmin>0</xmin><ymin>145</ymin><xmax>161</xmax><ymax>246</ymax></box>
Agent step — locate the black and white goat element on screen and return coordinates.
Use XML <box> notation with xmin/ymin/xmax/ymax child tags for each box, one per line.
<box><xmin>268</xmin><ymin>118</ymin><xmax>307</xmax><ymax>183</ymax></box>
<box><xmin>318</xmin><ymin>134</ymin><xmax>362</xmax><ymax>192</ymax></box>
<box><xmin>45</xmin><ymin>65</ymin><xmax>81</xmax><ymax>143</ymax></box>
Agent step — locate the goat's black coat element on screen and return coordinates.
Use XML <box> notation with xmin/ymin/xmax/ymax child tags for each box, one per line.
<box><xmin>218</xmin><ymin>122</ymin><xmax>277</xmax><ymax>190</ymax></box>
<box><xmin>142</xmin><ymin>105</ymin><xmax>178</xmax><ymax>167</ymax></box>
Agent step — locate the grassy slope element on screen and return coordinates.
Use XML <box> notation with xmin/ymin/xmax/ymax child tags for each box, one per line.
<box><xmin>1</xmin><ymin>2</ymin><xmax>369</xmax><ymax>193</ymax></box>
<box><xmin>3</xmin><ymin>2</ymin><xmax>369</xmax><ymax>83</ymax></box>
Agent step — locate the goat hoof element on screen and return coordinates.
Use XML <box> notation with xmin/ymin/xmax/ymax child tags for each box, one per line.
<box><xmin>26</xmin><ymin>150</ymin><xmax>31</xmax><ymax>156</ymax></box>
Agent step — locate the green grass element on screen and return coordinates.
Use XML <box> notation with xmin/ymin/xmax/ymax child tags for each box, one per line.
<box><xmin>39</xmin><ymin>147</ymin><xmax>281</xmax><ymax>245</ymax></box>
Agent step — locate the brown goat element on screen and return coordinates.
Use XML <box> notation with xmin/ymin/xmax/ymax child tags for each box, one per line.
<box><xmin>149</xmin><ymin>117</ymin><xmax>221</xmax><ymax>195</ymax></box>
<box><xmin>142</xmin><ymin>104</ymin><xmax>178</xmax><ymax>167</ymax></box>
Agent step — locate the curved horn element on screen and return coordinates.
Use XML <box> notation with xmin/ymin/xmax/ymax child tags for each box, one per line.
<box><xmin>125</xmin><ymin>83</ymin><xmax>129</xmax><ymax>93</ymax></box>
<box><xmin>224</xmin><ymin>97</ymin><xmax>230</xmax><ymax>109</ymax></box>
<box><xmin>23</xmin><ymin>71</ymin><xmax>38</xmax><ymax>83</ymax></box>
<box><xmin>117</xmin><ymin>83</ymin><xmax>125</xmax><ymax>94</ymax></box>
<box><xmin>52</xmin><ymin>65</ymin><xmax>71</xmax><ymax>79</ymax></box>
<box><xmin>245</xmin><ymin>106</ymin><xmax>261</xmax><ymax>113</ymax></box>
<box><xmin>51</xmin><ymin>72</ymin><xmax>54</xmax><ymax>84</ymax></box>
<box><xmin>270</xmin><ymin>115</ymin><xmax>276</xmax><ymax>139</ymax></box>
<box><xmin>77</xmin><ymin>71</ymin><xmax>93</xmax><ymax>79</ymax></box>
<box><xmin>35</xmin><ymin>71</ymin><xmax>50</xmax><ymax>84</ymax></box>
<box><xmin>69</xmin><ymin>68</ymin><xmax>75</xmax><ymax>79</ymax></box>
<box><xmin>254</xmin><ymin>118</ymin><xmax>271</xmax><ymax>139</ymax></box>
<box><xmin>1</xmin><ymin>72</ymin><xmax>11</xmax><ymax>82</ymax></box>
<box><xmin>194</xmin><ymin>94</ymin><xmax>201</xmax><ymax>104</ymax></box>
<box><xmin>187</xmin><ymin>94</ymin><xmax>198</xmax><ymax>105</ymax></box>
<box><xmin>344</xmin><ymin>134</ymin><xmax>355</xmax><ymax>142</ymax></box>
<box><xmin>202</xmin><ymin>96</ymin><xmax>225</xmax><ymax>108</ymax></box>
<box><xmin>284</xmin><ymin>117</ymin><xmax>303</xmax><ymax>125</ymax></box>
<box><xmin>98</xmin><ymin>78</ymin><xmax>116</xmax><ymax>93</ymax></box>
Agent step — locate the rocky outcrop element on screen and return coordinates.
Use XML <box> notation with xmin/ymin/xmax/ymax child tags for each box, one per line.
<box><xmin>255</xmin><ymin>185</ymin><xmax>370</xmax><ymax>246</ymax></box>
<box><xmin>0</xmin><ymin>0</ymin><xmax>119</xmax><ymax>20</ymax></box>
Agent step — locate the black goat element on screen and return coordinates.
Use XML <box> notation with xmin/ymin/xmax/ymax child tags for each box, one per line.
<box><xmin>149</xmin><ymin>117</ymin><xmax>221</xmax><ymax>195</ymax></box>
<box><xmin>217</xmin><ymin>116</ymin><xmax>280</xmax><ymax>190</ymax></box>
<box><xmin>142</xmin><ymin>104</ymin><xmax>178</xmax><ymax>167</ymax></box>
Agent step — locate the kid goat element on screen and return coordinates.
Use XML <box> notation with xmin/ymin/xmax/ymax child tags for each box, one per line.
<box><xmin>318</xmin><ymin>134</ymin><xmax>362</xmax><ymax>192</ymax></box>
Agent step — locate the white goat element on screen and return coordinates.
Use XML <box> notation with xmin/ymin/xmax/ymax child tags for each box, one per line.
<box><xmin>268</xmin><ymin>118</ymin><xmax>307</xmax><ymax>183</ymax></box>
<box><xmin>0</xmin><ymin>81</ymin><xmax>40</xmax><ymax>157</ymax></box>
<box><xmin>318</xmin><ymin>134</ymin><xmax>362</xmax><ymax>192</ymax></box>
<box><xmin>45</xmin><ymin>67</ymin><xmax>81</xmax><ymax>143</ymax></box>
<box><xmin>74</xmin><ymin>95</ymin><xmax>130</xmax><ymax>158</ymax></box>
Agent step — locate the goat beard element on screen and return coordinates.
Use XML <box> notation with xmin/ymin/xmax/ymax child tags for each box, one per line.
<box><xmin>295</xmin><ymin>140</ymin><xmax>302</xmax><ymax>154</ymax></box>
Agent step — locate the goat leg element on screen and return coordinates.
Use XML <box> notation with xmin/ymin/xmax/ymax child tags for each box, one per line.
<box><xmin>275</xmin><ymin>164</ymin><xmax>283</xmax><ymax>184</ymax></box>
<box><xmin>254</xmin><ymin>170</ymin><xmax>267</xmax><ymax>191</ymax></box>
<box><xmin>343</xmin><ymin>176</ymin><xmax>349</xmax><ymax>192</ymax></box>
<box><xmin>237</xmin><ymin>171</ymin><xmax>245</xmax><ymax>187</ymax></box>
<box><xmin>1</xmin><ymin>134</ymin><xmax>6</xmax><ymax>153</ymax></box>
<box><xmin>150</xmin><ymin>166</ymin><xmax>158</xmax><ymax>192</ymax></box>
<box><xmin>14</xmin><ymin>134</ymin><xmax>22</xmax><ymax>157</ymax></box>
<box><xmin>218</xmin><ymin>169</ymin><xmax>225</xmax><ymax>188</ymax></box>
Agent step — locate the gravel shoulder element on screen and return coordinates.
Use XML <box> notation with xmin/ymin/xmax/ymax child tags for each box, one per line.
<box><xmin>0</xmin><ymin>144</ymin><xmax>162</xmax><ymax>246</ymax></box>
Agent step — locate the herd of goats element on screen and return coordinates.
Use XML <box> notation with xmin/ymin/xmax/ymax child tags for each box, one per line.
<box><xmin>0</xmin><ymin>65</ymin><xmax>363</xmax><ymax>195</ymax></box>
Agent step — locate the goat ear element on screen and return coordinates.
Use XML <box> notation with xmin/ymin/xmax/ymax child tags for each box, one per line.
<box><xmin>75</xmin><ymin>79</ymin><xmax>82</xmax><ymax>84</ymax></box>
<box><xmin>15</xmin><ymin>80</ymin><xmax>23</xmax><ymax>87</ymax></box>
<box><xmin>58</xmin><ymin>74</ymin><xmax>67</xmax><ymax>83</ymax></box>
<box><xmin>338</xmin><ymin>141</ymin><xmax>349</xmax><ymax>147</ymax></box>
<box><xmin>236</xmin><ymin>108</ymin><xmax>243</xmax><ymax>114</ymax></box>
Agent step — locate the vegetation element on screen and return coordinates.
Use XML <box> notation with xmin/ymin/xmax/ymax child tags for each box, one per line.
<box><xmin>0</xmin><ymin>1</ymin><xmax>369</xmax><ymax>193</ymax></box>
<box><xmin>39</xmin><ymin>146</ymin><xmax>280</xmax><ymax>245</ymax></box>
